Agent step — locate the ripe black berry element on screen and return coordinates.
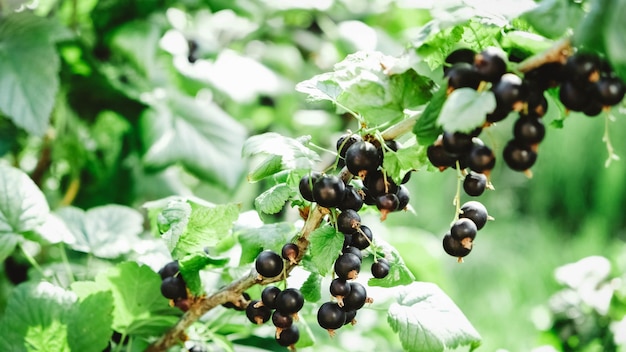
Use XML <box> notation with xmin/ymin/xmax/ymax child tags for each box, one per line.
<box><xmin>275</xmin><ymin>288</ymin><xmax>305</xmax><ymax>315</ymax></box>
<box><xmin>474</xmin><ymin>47</ymin><xmax>507</xmax><ymax>82</ymax></box>
<box><xmin>564</xmin><ymin>52</ymin><xmax>600</xmax><ymax>84</ymax></box>
<box><xmin>281</xmin><ymin>243</ymin><xmax>299</xmax><ymax>265</ymax></box>
<box><xmin>261</xmin><ymin>286</ymin><xmax>281</xmax><ymax>309</ymax></box>
<box><xmin>312</xmin><ymin>175</ymin><xmax>346</xmax><ymax>208</ymax></box>
<box><xmin>371</xmin><ymin>258</ymin><xmax>390</xmax><ymax>279</ymax></box>
<box><xmin>339</xmin><ymin>185</ymin><xmax>364</xmax><ymax>211</ymax></box>
<box><xmin>463</xmin><ymin>172</ymin><xmax>487</xmax><ymax>197</ymax></box>
<box><xmin>343</xmin><ymin>246</ymin><xmax>363</xmax><ymax>260</ymax></box>
<box><xmin>318</xmin><ymin>302</ymin><xmax>347</xmax><ymax>331</ymax></box>
<box><xmin>503</xmin><ymin>139</ymin><xmax>537</xmax><ymax>171</ymax></box>
<box><xmin>275</xmin><ymin>324</ymin><xmax>299</xmax><ymax>347</ymax></box>
<box><xmin>514</xmin><ymin>115</ymin><xmax>545</xmax><ymax>145</ymax></box>
<box><xmin>443</xmin><ymin>233</ymin><xmax>471</xmax><ymax>258</ymax></box>
<box><xmin>583</xmin><ymin>99</ymin><xmax>604</xmax><ymax>117</ymax></box>
<box><xmin>255</xmin><ymin>250</ymin><xmax>284</xmax><ymax>279</ymax></box>
<box><xmin>158</xmin><ymin>261</ymin><xmax>179</xmax><ymax>279</ymax></box>
<box><xmin>344</xmin><ymin>309</ymin><xmax>357</xmax><ymax>325</ymax></box>
<box><xmin>491</xmin><ymin>73</ymin><xmax>528</xmax><ymax>111</ymax></box>
<box><xmin>246</xmin><ymin>300</ymin><xmax>272</xmax><ymax>325</ymax></box>
<box><xmin>365</xmin><ymin>170</ymin><xmax>399</xmax><ymax>197</ymax></box>
<box><xmin>445</xmin><ymin>62</ymin><xmax>482</xmax><ymax>91</ymax></box>
<box><xmin>396</xmin><ymin>185</ymin><xmax>410</xmax><ymax>210</ymax></box>
<box><xmin>427</xmin><ymin>144</ymin><xmax>458</xmax><ymax>169</ymax></box>
<box><xmin>350</xmin><ymin>225</ymin><xmax>373</xmax><ymax>250</ymax></box>
<box><xmin>337</xmin><ymin>209</ymin><xmax>361</xmax><ymax>235</ymax></box>
<box><xmin>345</xmin><ymin>140</ymin><xmax>381</xmax><ymax>178</ymax></box>
<box><xmin>298</xmin><ymin>171</ymin><xmax>321</xmax><ymax>202</ymax></box>
<box><xmin>337</xmin><ymin>133</ymin><xmax>362</xmax><ymax>158</ymax></box>
<box><xmin>330</xmin><ymin>278</ymin><xmax>351</xmax><ymax>304</ymax></box>
<box><xmin>559</xmin><ymin>80</ymin><xmax>591</xmax><ymax>112</ymax></box>
<box><xmin>160</xmin><ymin>276</ymin><xmax>187</xmax><ymax>300</ymax></box>
<box><xmin>595</xmin><ymin>76</ymin><xmax>626</xmax><ymax>106</ymax></box>
<box><xmin>467</xmin><ymin>144</ymin><xmax>496</xmax><ymax>173</ymax></box>
<box><xmin>442</xmin><ymin>131</ymin><xmax>474</xmax><ymax>155</ymax></box>
<box><xmin>450</xmin><ymin>218</ymin><xmax>477</xmax><ymax>242</ymax></box>
<box><xmin>445</xmin><ymin>48</ymin><xmax>476</xmax><ymax>68</ymax></box>
<box><xmin>376</xmin><ymin>193</ymin><xmax>400</xmax><ymax>220</ymax></box>
<box><xmin>459</xmin><ymin>201</ymin><xmax>489</xmax><ymax>230</ymax></box>
<box><xmin>342</xmin><ymin>282</ymin><xmax>369</xmax><ymax>311</ymax></box>
<box><xmin>272</xmin><ymin>310</ymin><xmax>293</xmax><ymax>329</ymax></box>
<box><xmin>334</xmin><ymin>253</ymin><xmax>361</xmax><ymax>280</ymax></box>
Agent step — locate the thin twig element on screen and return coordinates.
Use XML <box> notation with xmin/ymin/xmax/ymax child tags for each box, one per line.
<box><xmin>517</xmin><ymin>37</ymin><xmax>573</xmax><ymax>73</ymax></box>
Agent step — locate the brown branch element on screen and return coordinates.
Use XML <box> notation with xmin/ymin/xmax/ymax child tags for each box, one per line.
<box><xmin>146</xmin><ymin>195</ymin><xmax>332</xmax><ymax>351</ymax></box>
<box><xmin>517</xmin><ymin>37</ymin><xmax>573</xmax><ymax>73</ymax></box>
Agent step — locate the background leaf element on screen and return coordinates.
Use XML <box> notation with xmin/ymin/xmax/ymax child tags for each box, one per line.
<box><xmin>254</xmin><ymin>183</ymin><xmax>291</xmax><ymax>215</ymax></box>
<box><xmin>237</xmin><ymin>222</ymin><xmax>295</xmax><ymax>265</ymax></box>
<box><xmin>388</xmin><ymin>282</ymin><xmax>481</xmax><ymax>352</ymax></box>
<box><xmin>300</xmin><ymin>271</ymin><xmax>322</xmax><ymax>302</ymax></box>
<box><xmin>242</xmin><ymin>132</ymin><xmax>321</xmax><ymax>171</ymax></box>
<box><xmin>67</xmin><ymin>291</ymin><xmax>114</xmax><ymax>352</ymax></box>
<box><xmin>413</xmin><ymin>85</ymin><xmax>447</xmax><ymax>146</ymax></box>
<box><xmin>437</xmin><ymin>88</ymin><xmax>496</xmax><ymax>133</ymax></box>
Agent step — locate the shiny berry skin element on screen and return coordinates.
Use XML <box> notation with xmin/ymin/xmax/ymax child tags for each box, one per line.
<box><xmin>318</xmin><ymin>302</ymin><xmax>347</xmax><ymax>330</ymax></box>
<box><xmin>503</xmin><ymin>139</ymin><xmax>537</xmax><ymax>171</ymax></box>
<box><xmin>445</xmin><ymin>48</ymin><xmax>476</xmax><ymax>68</ymax></box>
<box><xmin>276</xmin><ymin>325</ymin><xmax>300</xmax><ymax>347</ymax></box>
<box><xmin>442</xmin><ymin>131</ymin><xmax>474</xmax><ymax>155</ymax></box>
<box><xmin>275</xmin><ymin>288</ymin><xmax>305</xmax><ymax>315</ymax></box>
<box><xmin>281</xmin><ymin>243</ymin><xmax>299</xmax><ymax>264</ymax></box>
<box><xmin>161</xmin><ymin>276</ymin><xmax>187</xmax><ymax>300</ymax></box>
<box><xmin>255</xmin><ymin>250</ymin><xmax>284</xmax><ymax>278</ymax></box>
<box><xmin>371</xmin><ymin>258</ymin><xmax>390</xmax><ymax>279</ymax></box>
<box><xmin>158</xmin><ymin>261</ymin><xmax>179</xmax><ymax>279</ymax></box>
<box><xmin>467</xmin><ymin>144</ymin><xmax>496</xmax><ymax>173</ymax></box>
<box><xmin>343</xmin><ymin>246</ymin><xmax>363</xmax><ymax>260</ymax></box>
<box><xmin>365</xmin><ymin>170</ymin><xmax>399</xmax><ymax>197</ymax></box>
<box><xmin>246</xmin><ymin>300</ymin><xmax>272</xmax><ymax>325</ymax></box>
<box><xmin>339</xmin><ymin>185</ymin><xmax>364</xmax><ymax>211</ymax></box>
<box><xmin>312</xmin><ymin>175</ymin><xmax>346</xmax><ymax>208</ymax></box>
<box><xmin>443</xmin><ymin>233</ymin><xmax>471</xmax><ymax>258</ymax></box>
<box><xmin>583</xmin><ymin>100</ymin><xmax>604</xmax><ymax>117</ymax></box>
<box><xmin>427</xmin><ymin>144</ymin><xmax>458</xmax><ymax>169</ymax></box>
<box><xmin>595</xmin><ymin>76</ymin><xmax>626</xmax><ymax>106</ymax></box>
<box><xmin>564</xmin><ymin>52</ymin><xmax>600</xmax><ymax>83</ymax></box>
<box><xmin>350</xmin><ymin>225</ymin><xmax>373</xmax><ymax>250</ymax></box>
<box><xmin>396</xmin><ymin>185</ymin><xmax>410</xmax><ymax>210</ymax></box>
<box><xmin>345</xmin><ymin>140</ymin><xmax>381</xmax><ymax>177</ymax></box>
<box><xmin>261</xmin><ymin>286</ymin><xmax>281</xmax><ymax>309</ymax></box>
<box><xmin>459</xmin><ymin>201</ymin><xmax>489</xmax><ymax>230</ymax></box>
<box><xmin>559</xmin><ymin>80</ymin><xmax>591</xmax><ymax>112</ymax></box>
<box><xmin>337</xmin><ymin>209</ymin><xmax>361</xmax><ymax>235</ymax></box>
<box><xmin>272</xmin><ymin>310</ymin><xmax>293</xmax><ymax>329</ymax></box>
<box><xmin>342</xmin><ymin>282</ymin><xmax>368</xmax><ymax>311</ymax></box>
<box><xmin>525</xmin><ymin>90</ymin><xmax>549</xmax><ymax>117</ymax></box>
<box><xmin>344</xmin><ymin>309</ymin><xmax>357</xmax><ymax>325</ymax></box>
<box><xmin>474</xmin><ymin>47</ymin><xmax>508</xmax><ymax>82</ymax></box>
<box><xmin>334</xmin><ymin>253</ymin><xmax>361</xmax><ymax>280</ymax></box>
<box><xmin>445</xmin><ymin>63</ymin><xmax>482</xmax><ymax>91</ymax></box>
<box><xmin>463</xmin><ymin>172</ymin><xmax>487</xmax><ymax>197</ymax></box>
<box><xmin>337</xmin><ymin>134</ymin><xmax>362</xmax><ymax>158</ymax></box>
<box><xmin>298</xmin><ymin>171</ymin><xmax>321</xmax><ymax>202</ymax></box>
<box><xmin>330</xmin><ymin>278</ymin><xmax>351</xmax><ymax>299</ymax></box>
<box><xmin>514</xmin><ymin>115</ymin><xmax>545</xmax><ymax>144</ymax></box>
<box><xmin>450</xmin><ymin>218</ymin><xmax>478</xmax><ymax>241</ymax></box>
<box><xmin>376</xmin><ymin>193</ymin><xmax>400</xmax><ymax>218</ymax></box>
<box><xmin>492</xmin><ymin>73</ymin><xmax>528</xmax><ymax>110</ymax></box>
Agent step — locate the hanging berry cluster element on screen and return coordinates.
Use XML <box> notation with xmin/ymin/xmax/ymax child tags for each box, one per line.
<box><xmin>442</xmin><ymin>201</ymin><xmax>491</xmax><ymax>262</ymax></box>
<box><xmin>158</xmin><ymin>260</ymin><xmax>191</xmax><ymax>311</ymax></box>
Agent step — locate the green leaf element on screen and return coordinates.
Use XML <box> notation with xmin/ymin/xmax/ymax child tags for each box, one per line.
<box><xmin>0</xmin><ymin>164</ymin><xmax>49</xmax><ymax>254</ymax></box>
<box><xmin>437</xmin><ymin>88</ymin><xmax>496</xmax><ymax>133</ymax></box>
<box><xmin>0</xmin><ymin>13</ymin><xmax>62</xmax><ymax>136</ymax></box>
<box><xmin>414</xmin><ymin>86</ymin><xmax>446</xmax><ymax>146</ymax></box>
<box><xmin>309</xmin><ymin>224</ymin><xmax>343</xmax><ymax>276</ymax></box>
<box><xmin>524</xmin><ymin>0</ymin><xmax>584</xmax><ymax>39</ymax></box>
<box><xmin>604</xmin><ymin>0</ymin><xmax>626</xmax><ymax>81</ymax></box>
<box><xmin>0</xmin><ymin>282</ymin><xmax>76</xmax><ymax>352</ymax></box>
<box><xmin>389</xmin><ymin>69</ymin><xmax>436</xmax><ymax>109</ymax></box>
<box><xmin>247</xmin><ymin>154</ymin><xmax>284</xmax><ymax>182</ymax></box>
<box><xmin>67</xmin><ymin>291</ymin><xmax>114</xmax><ymax>352</ymax></box>
<box><xmin>300</xmin><ymin>271</ymin><xmax>322</xmax><ymax>302</ymax></box>
<box><xmin>179</xmin><ymin>252</ymin><xmax>230</xmax><ymax>296</ymax></box>
<box><xmin>237</xmin><ymin>222</ymin><xmax>295</xmax><ymax>264</ymax></box>
<box><xmin>55</xmin><ymin>205</ymin><xmax>143</xmax><ymax>259</ymax></box>
<box><xmin>254</xmin><ymin>183</ymin><xmax>291</xmax><ymax>215</ymax></box>
<box><xmin>141</xmin><ymin>91</ymin><xmax>247</xmax><ymax>190</ymax></box>
<box><xmin>242</xmin><ymin>132</ymin><xmax>321</xmax><ymax>171</ymax></box>
<box><xmin>383</xmin><ymin>141</ymin><xmax>428</xmax><ymax>184</ymax></box>
<box><xmin>368</xmin><ymin>250</ymin><xmax>415</xmax><ymax>288</ymax></box>
<box><xmin>387</xmin><ymin>282</ymin><xmax>481</xmax><ymax>352</ymax></box>
<box><xmin>294</xmin><ymin>72</ymin><xmax>342</xmax><ymax>102</ymax></box>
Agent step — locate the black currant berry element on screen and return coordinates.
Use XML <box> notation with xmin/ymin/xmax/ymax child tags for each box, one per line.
<box><xmin>371</xmin><ymin>258</ymin><xmax>390</xmax><ymax>279</ymax></box>
<box><xmin>222</xmin><ymin>292</ymin><xmax>251</xmax><ymax>311</ymax></box>
<box><xmin>275</xmin><ymin>288</ymin><xmax>305</xmax><ymax>315</ymax></box>
<box><xmin>158</xmin><ymin>261</ymin><xmax>179</xmax><ymax>279</ymax></box>
<box><xmin>255</xmin><ymin>250</ymin><xmax>284</xmax><ymax>279</ymax></box>
<box><xmin>445</xmin><ymin>62</ymin><xmax>482</xmax><ymax>91</ymax></box>
<box><xmin>450</xmin><ymin>218</ymin><xmax>477</xmax><ymax>242</ymax></box>
<box><xmin>503</xmin><ymin>139</ymin><xmax>537</xmax><ymax>171</ymax></box>
<box><xmin>160</xmin><ymin>276</ymin><xmax>187</xmax><ymax>300</ymax></box>
<box><xmin>442</xmin><ymin>233</ymin><xmax>471</xmax><ymax>258</ymax></box>
<box><xmin>272</xmin><ymin>310</ymin><xmax>293</xmax><ymax>329</ymax></box>
<box><xmin>342</xmin><ymin>233</ymin><xmax>353</xmax><ymax>250</ymax></box>
<box><xmin>337</xmin><ymin>133</ymin><xmax>362</xmax><ymax>158</ymax></box>
<box><xmin>365</xmin><ymin>170</ymin><xmax>399</xmax><ymax>197</ymax></box>
<box><xmin>246</xmin><ymin>300</ymin><xmax>272</xmax><ymax>325</ymax></box>
<box><xmin>344</xmin><ymin>309</ymin><xmax>357</xmax><ymax>325</ymax></box>
<box><xmin>459</xmin><ymin>201</ymin><xmax>489</xmax><ymax>230</ymax></box>
<box><xmin>514</xmin><ymin>115</ymin><xmax>545</xmax><ymax>145</ymax></box>
<box><xmin>318</xmin><ymin>302</ymin><xmax>347</xmax><ymax>331</ymax></box>
<box><xmin>427</xmin><ymin>144</ymin><xmax>458</xmax><ymax>170</ymax></box>
<box><xmin>595</xmin><ymin>76</ymin><xmax>626</xmax><ymax>106</ymax></box>
<box><xmin>339</xmin><ymin>185</ymin><xmax>364</xmax><ymax>211</ymax></box>
<box><xmin>350</xmin><ymin>225</ymin><xmax>373</xmax><ymax>250</ymax></box>
<box><xmin>467</xmin><ymin>144</ymin><xmax>496</xmax><ymax>173</ymax></box>
<box><xmin>261</xmin><ymin>286</ymin><xmax>281</xmax><ymax>309</ymax></box>
<box><xmin>281</xmin><ymin>243</ymin><xmax>299</xmax><ymax>265</ymax></box>
<box><xmin>564</xmin><ymin>52</ymin><xmax>600</xmax><ymax>84</ymax></box>
<box><xmin>337</xmin><ymin>209</ymin><xmax>361</xmax><ymax>235</ymax></box>
<box><xmin>345</xmin><ymin>140</ymin><xmax>381</xmax><ymax>178</ymax></box>
<box><xmin>524</xmin><ymin>90</ymin><xmax>549</xmax><ymax>118</ymax></box>
<box><xmin>361</xmin><ymin>187</ymin><xmax>377</xmax><ymax>205</ymax></box>
<box><xmin>583</xmin><ymin>99</ymin><xmax>604</xmax><ymax>117</ymax></box>
<box><xmin>334</xmin><ymin>253</ymin><xmax>361</xmax><ymax>280</ymax></box>
<box><xmin>559</xmin><ymin>80</ymin><xmax>591</xmax><ymax>112</ymax></box>
<box><xmin>342</xmin><ymin>282</ymin><xmax>369</xmax><ymax>311</ymax></box>
<box><xmin>524</xmin><ymin>62</ymin><xmax>565</xmax><ymax>91</ymax></box>
<box><xmin>396</xmin><ymin>185</ymin><xmax>410</xmax><ymax>210</ymax></box>
<box><xmin>275</xmin><ymin>324</ymin><xmax>300</xmax><ymax>347</ymax></box>
<box><xmin>492</xmin><ymin>73</ymin><xmax>528</xmax><ymax>111</ymax></box>
<box><xmin>474</xmin><ymin>47</ymin><xmax>508</xmax><ymax>82</ymax></box>
<box><xmin>298</xmin><ymin>171</ymin><xmax>321</xmax><ymax>202</ymax></box>
<box><xmin>343</xmin><ymin>246</ymin><xmax>363</xmax><ymax>260</ymax></box>
<box><xmin>330</xmin><ymin>278</ymin><xmax>352</xmax><ymax>305</ymax></box>
<box><xmin>312</xmin><ymin>175</ymin><xmax>346</xmax><ymax>208</ymax></box>
<box><xmin>442</xmin><ymin>131</ymin><xmax>474</xmax><ymax>155</ymax></box>
<box><xmin>463</xmin><ymin>171</ymin><xmax>487</xmax><ymax>197</ymax></box>
<box><xmin>445</xmin><ymin>48</ymin><xmax>476</xmax><ymax>68</ymax></box>
<box><xmin>376</xmin><ymin>193</ymin><xmax>400</xmax><ymax>220</ymax></box>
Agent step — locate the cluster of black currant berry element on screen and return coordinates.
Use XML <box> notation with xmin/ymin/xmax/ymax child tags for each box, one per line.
<box><xmin>245</xmin><ymin>285</ymin><xmax>304</xmax><ymax>349</ymax></box>
<box><xmin>158</xmin><ymin>260</ymin><xmax>190</xmax><ymax>310</ymax></box>
<box><xmin>442</xmin><ymin>201</ymin><xmax>491</xmax><ymax>262</ymax></box>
